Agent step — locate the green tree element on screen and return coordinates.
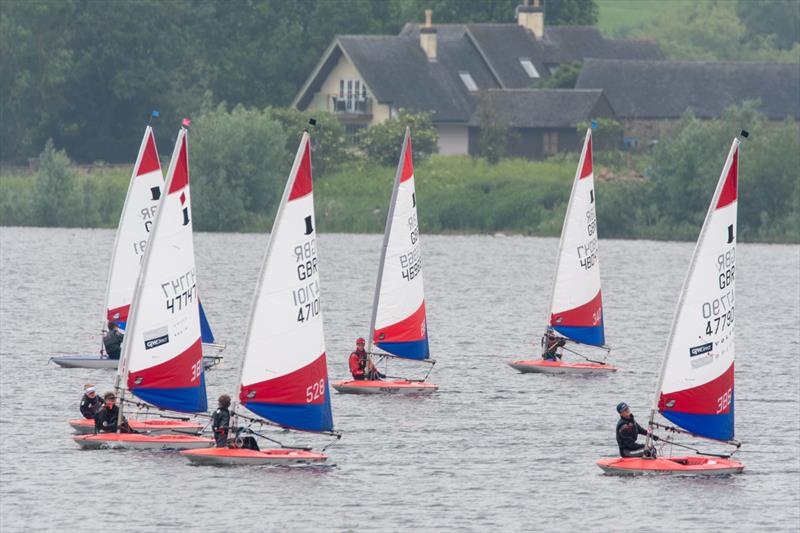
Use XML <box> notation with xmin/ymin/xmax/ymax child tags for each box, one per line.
<box><xmin>545</xmin><ymin>0</ymin><xmax>599</xmax><ymax>26</ymax></box>
<box><xmin>736</xmin><ymin>0</ymin><xmax>800</xmax><ymax>50</ymax></box>
<box><xmin>475</xmin><ymin>93</ymin><xmax>508</xmax><ymax>164</ymax></box>
<box><xmin>361</xmin><ymin>110</ymin><xmax>438</xmax><ymax>166</ymax></box>
<box><xmin>190</xmin><ymin>104</ymin><xmax>287</xmax><ymax>232</ymax></box>
<box><xmin>535</xmin><ymin>62</ymin><xmax>581</xmax><ymax>88</ymax></box>
<box><xmin>33</xmin><ymin>140</ymin><xmax>78</xmax><ymax>226</ymax></box>
<box><xmin>648</xmin><ymin>101</ymin><xmax>800</xmax><ymax>241</ymax></box>
<box><xmin>267</xmin><ymin>108</ymin><xmax>349</xmax><ymax>174</ymax></box>
<box><xmin>630</xmin><ymin>0</ymin><xmax>800</xmax><ymax>62</ymax></box>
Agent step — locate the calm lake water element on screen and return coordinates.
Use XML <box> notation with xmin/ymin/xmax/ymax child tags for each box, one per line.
<box><xmin>1</xmin><ymin>227</ymin><xmax>798</xmax><ymax>532</ymax></box>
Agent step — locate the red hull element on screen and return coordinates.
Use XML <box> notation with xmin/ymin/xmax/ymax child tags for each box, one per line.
<box><xmin>69</xmin><ymin>418</ymin><xmax>203</xmax><ymax>434</ymax></box>
<box><xmin>596</xmin><ymin>456</ymin><xmax>744</xmax><ymax>475</ymax></box>
<box><xmin>181</xmin><ymin>447</ymin><xmax>327</xmax><ymax>465</ymax></box>
<box><xmin>332</xmin><ymin>379</ymin><xmax>438</xmax><ymax>394</ymax></box>
<box><xmin>509</xmin><ymin>359</ymin><xmax>616</xmax><ymax>374</ymax></box>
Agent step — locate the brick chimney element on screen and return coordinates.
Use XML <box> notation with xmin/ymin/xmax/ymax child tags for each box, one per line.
<box><xmin>516</xmin><ymin>0</ymin><xmax>544</xmax><ymax>39</ymax></box>
<box><xmin>420</xmin><ymin>9</ymin><xmax>437</xmax><ymax>62</ymax></box>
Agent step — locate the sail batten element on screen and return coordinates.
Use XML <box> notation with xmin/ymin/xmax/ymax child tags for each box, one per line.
<box><xmin>117</xmin><ymin>127</ymin><xmax>207</xmax><ymax>414</ymax></box>
<box><xmin>238</xmin><ymin>132</ymin><xmax>333</xmax><ymax>433</ymax></box>
<box><xmin>547</xmin><ymin>129</ymin><xmax>604</xmax><ymax>346</ymax></box>
<box><xmin>650</xmin><ymin>138</ymin><xmax>740</xmax><ymax>442</ymax></box>
<box><xmin>370</xmin><ymin>128</ymin><xmax>430</xmax><ymax>360</ymax></box>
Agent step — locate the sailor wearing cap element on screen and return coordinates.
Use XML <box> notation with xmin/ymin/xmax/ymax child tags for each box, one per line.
<box><xmin>615</xmin><ymin>402</ymin><xmax>657</xmax><ymax>458</ymax></box>
<box><xmin>79</xmin><ymin>384</ymin><xmax>103</xmax><ymax>419</ymax></box>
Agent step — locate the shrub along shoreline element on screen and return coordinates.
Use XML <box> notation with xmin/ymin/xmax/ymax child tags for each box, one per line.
<box><xmin>2</xmin><ymin>152</ymin><xmax>797</xmax><ymax>244</ymax></box>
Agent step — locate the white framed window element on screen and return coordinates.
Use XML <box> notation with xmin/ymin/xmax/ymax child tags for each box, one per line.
<box><xmin>458</xmin><ymin>71</ymin><xmax>478</xmax><ymax>91</ymax></box>
<box><xmin>519</xmin><ymin>58</ymin><xmax>540</xmax><ymax>79</ymax></box>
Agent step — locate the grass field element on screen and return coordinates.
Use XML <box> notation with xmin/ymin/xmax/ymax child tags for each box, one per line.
<box><xmin>596</xmin><ymin>0</ymin><xmax>691</xmax><ymax>36</ymax></box>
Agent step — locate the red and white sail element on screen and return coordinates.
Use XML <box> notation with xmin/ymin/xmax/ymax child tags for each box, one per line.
<box><xmin>547</xmin><ymin>129</ymin><xmax>604</xmax><ymax>346</ymax></box>
<box><xmin>103</xmin><ymin>126</ymin><xmax>163</xmax><ymax>331</ymax></box>
<box><xmin>369</xmin><ymin>128</ymin><xmax>429</xmax><ymax>360</ymax></box>
<box><xmin>653</xmin><ymin>138</ymin><xmax>740</xmax><ymax>441</ymax></box>
<box><xmin>238</xmin><ymin>132</ymin><xmax>333</xmax><ymax>432</ymax></box>
<box><xmin>117</xmin><ymin>127</ymin><xmax>207</xmax><ymax>413</ymax></box>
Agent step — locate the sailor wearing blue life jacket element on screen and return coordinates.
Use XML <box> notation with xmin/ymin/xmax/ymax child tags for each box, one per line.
<box><xmin>616</xmin><ymin>402</ymin><xmax>657</xmax><ymax>457</ymax></box>
<box><xmin>211</xmin><ymin>394</ymin><xmax>231</xmax><ymax>447</ymax></box>
<box><xmin>542</xmin><ymin>330</ymin><xmax>566</xmax><ymax>361</ymax></box>
<box><xmin>79</xmin><ymin>384</ymin><xmax>103</xmax><ymax>419</ymax></box>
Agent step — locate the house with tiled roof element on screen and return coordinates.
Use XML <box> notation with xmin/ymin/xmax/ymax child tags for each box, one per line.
<box><xmin>575</xmin><ymin>59</ymin><xmax>800</xmax><ymax>150</ymax></box>
<box><xmin>292</xmin><ymin>1</ymin><xmax>662</xmax><ymax>158</ymax></box>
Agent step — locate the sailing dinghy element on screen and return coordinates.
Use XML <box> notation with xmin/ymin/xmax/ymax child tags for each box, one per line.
<box><xmin>597</xmin><ymin>134</ymin><xmax>746</xmax><ymax>475</ymax></box>
<box><xmin>51</xmin><ymin>123</ymin><xmax>224</xmax><ymax>371</ymax></box>
<box><xmin>74</xmin><ymin>126</ymin><xmax>213</xmax><ymax>451</ymax></box>
<box><xmin>332</xmin><ymin>128</ymin><xmax>437</xmax><ymax>395</ymax></box>
<box><xmin>182</xmin><ymin>131</ymin><xmax>339</xmax><ymax>465</ymax></box>
<box><xmin>509</xmin><ymin>128</ymin><xmax>616</xmax><ymax>374</ymax></box>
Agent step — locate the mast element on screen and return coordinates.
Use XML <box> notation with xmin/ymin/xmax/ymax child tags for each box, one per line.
<box><xmin>100</xmin><ymin>125</ymin><xmax>155</xmax><ymax>352</ymax></box>
<box><xmin>544</xmin><ymin>128</ymin><xmax>591</xmax><ymax>342</ymax></box>
<box><xmin>233</xmin><ymin>131</ymin><xmax>310</xmax><ymax>415</ymax></box>
<box><xmin>645</xmin><ymin>137</ymin><xmax>740</xmax><ymax>448</ymax></box>
<box><xmin>114</xmin><ymin>127</ymin><xmax>186</xmax><ymax>429</ymax></box>
<box><xmin>366</xmin><ymin>127</ymin><xmax>410</xmax><ymax>356</ymax></box>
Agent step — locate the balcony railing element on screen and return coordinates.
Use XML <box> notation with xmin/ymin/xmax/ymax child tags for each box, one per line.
<box><xmin>327</xmin><ymin>94</ymin><xmax>373</xmax><ymax>116</ymax></box>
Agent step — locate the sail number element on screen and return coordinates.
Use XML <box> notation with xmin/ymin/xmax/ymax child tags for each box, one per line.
<box><xmin>400</xmin><ymin>246</ymin><xmax>422</xmax><ymax>281</ymax></box>
<box><xmin>305</xmin><ymin>379</ymin><xmax>325</xmax><ymax>403</ymax></box>
<box><xmin>293</xmin><ymin>238</ymin><xmax>321</xmax><ymax>322</ymax></box>
<box><xmin>716</xmin><ymin>388</ymin><xmax>732</xmax><ymax>413</ymax></box>
<box><xmin>190</xmin><ymin>359</ymin><xmax>202</xmax><ymax>382</ymax></box>
<box><xmin>576</xmin><ymin>236</ymin><xmax>598</xmax><ymax>270</ymax></box>
<box><xmin>705</xmin><ymin>308</ymin><xmax>734</xmax><ymax>335</ymax></box>
<box><xmin>161</xmin><ymin>269</ymin><xmax>197</xmax><ymax>314</ymax></box>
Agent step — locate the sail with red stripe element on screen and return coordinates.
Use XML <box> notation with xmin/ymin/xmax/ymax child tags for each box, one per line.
<box><xmin>116</xmin><ymin>127</ymin><xmax>207</xmax><ymax>413</ymax></box>
<box><xmin>653</xmin><ymin>138</ymin><xmax>740</xmax><ymax>441</ymax></box>
<box><xmin>547</xmin><ymin>128</ymin><xmax>604</xmax><ymax>346</ymax></box>
<box><xmin>103</xmin><ymin>126</ymin><xmax>163</xmax><ymax>333</ymax></box>
<box><xmin>368</xmin><ymin>128</ymin><xmax>429</xmax><ymax>360</ymax></box>
<box><xmin>238</xmin><ymin>132</ymin><xmax>333</xmax><ymax>432</ymax></box>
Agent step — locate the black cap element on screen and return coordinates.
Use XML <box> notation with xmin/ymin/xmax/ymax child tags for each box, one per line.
<box><xmin>616</xmin><ymin>402</ymin><xmax>630</xmax><ymax>413</ymax></box>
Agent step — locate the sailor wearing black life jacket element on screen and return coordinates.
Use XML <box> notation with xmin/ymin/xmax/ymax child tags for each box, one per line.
<box><xmin>79</xmin><ymin>384</ymin><xmax>103</xmax><ymax>419</ymax></box>
<box><xmin>542</xmin><ymin>330</ymin><xmax>566</xmax><ymax>361</ymax></box>
<box><xmin>211</xmin><ymin>394</ymin><xmax>231</xmax><ymax>447</ymax></box>
<box><xmin>94</xmin><ymin>392</ymin><xmax>132</xmax><ymax>433</ymax></box>
<box><xmin>615</xmin><ymin>402</ymin><xmax>658</xmax><ymax>457</ymax></box>
<box><xmin>103</xmin><ymin>321</ymin><xmax>124</xmax><ymax>360</ymax></box>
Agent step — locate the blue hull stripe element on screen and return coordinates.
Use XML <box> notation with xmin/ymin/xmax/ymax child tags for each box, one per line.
<box><xmin>133</xmin><ymin>374</ymin><xmax>208</xmax><ymax>413</ymax></box>
<box><xmin>661</xmin><ymin>403</ymin><xmax>734</xmax><ymax>441</ymax></box>
<box><xmin>553</xmin><ymin>324</ymin><xmax>605</xmax><ymax>346</ymax></box>
<box><xmin>199</xmin><ymin>302</ymin><xmax>215</xmax><ymax>344</ymax></box>
<box><xmin>245</xmin><ymin>384</ymin><xmax>333</xmax><ymax>432</ymax></box>
<box><xmin>376</xmin><ymin>338</ymin><xmax>430</xmax><ymax>360</ymax></box>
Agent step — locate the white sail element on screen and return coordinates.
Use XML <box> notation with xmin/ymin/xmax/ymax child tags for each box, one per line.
<box><xmin>116</xmin><ymin>127</ymin><xmax>207</xmax><ymax>413</ymax></box>
<box><xmin>651</xmin><ymin>138</ymin><xmax>740</xmax><ymax>442</ymax></box>
<box><xmin>546</xmin><ymin>128</ymin><xmax>604</xmax><ymax>346</ymax></box>
<box><xmin>368</xmin><ymin>127</ymin><xmax>429</xmax><ymax>360</ymax></box>
<box><xmin>237</xmin><ymin>132</ymin><xmax>333</xmax><ymax>432</ymax></box>
<box><xmin>103</xmin><ymin>126</ymin><xmax>163</xmax><ymax>332</ymax></box>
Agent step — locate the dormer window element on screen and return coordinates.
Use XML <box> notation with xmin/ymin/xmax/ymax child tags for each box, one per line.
<box><xmin>459</xmin><ymin>71</ymin><xmax>478</xmax><ymax>91</ymax></box>
<box><xmin>519</xmin><ymin>58</ymin><xmax>540</xmax><ymax>79</ymax></box>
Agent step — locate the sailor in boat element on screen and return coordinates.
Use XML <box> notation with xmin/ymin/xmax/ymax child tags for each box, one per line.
<box><xmin>102</xmin><ymin>321</ymin><xmax>124</xmax><ymax>360</ymax></box>
<box><xmin>348</xmin><ymin>338</ymin><xmax>385</xmax><ymax>380</ymax></box>
<box><xmin>94</xmin><ymin>392</ymin><xmax>132</xmax><ymax>433</ymax></box>
<box><xmin>615</xmin><ymin>402</ymin><xmax>657</xmax><ymax>458</ymax></box>
<box><xmin>79</xmin><ymin>384</ymin><xmax>103</xmax><ymax>419</ymax></box>
<box><xmin>211</xmin><ymin>394</ymin><xmax>231</xmax><ymax>448</ymax></box>
<box><xmin>542</xmin><ymin>330</ymin><xmax>566</xmax><ymax>361</ymax></box>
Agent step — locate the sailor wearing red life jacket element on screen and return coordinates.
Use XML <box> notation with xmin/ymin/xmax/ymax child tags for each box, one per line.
<box><xmin>348</xmin><ymin>338</ymin><xmax>386</xmax><ymax>380</ymax></box>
